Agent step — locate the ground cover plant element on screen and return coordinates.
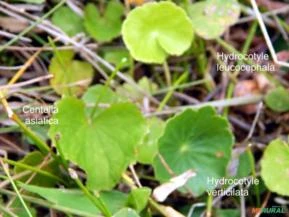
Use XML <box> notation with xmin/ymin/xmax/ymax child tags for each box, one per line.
<box><xmin>0</xmin><ymin>0</ymin><xmax>289</xmax><ymax>216</ymax></box>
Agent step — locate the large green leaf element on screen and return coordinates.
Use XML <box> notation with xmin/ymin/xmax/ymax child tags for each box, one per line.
<box><xmin>84</xmin><ymin>1</ymin><xmax>124</xmax><ymax>42</ymax></box>
<box><xmin>261</xmin><ymin>139</ymin><xmax>289</xmax><ymax>196</ymax></box>
<box><xmin>265</xmin><ymin>87</ymin><xmax>289</xmax><ymax>112</ymax></box>
<box><xmin>21</xmin><ymin>184</ymin><xmax>128</xmax><ymax>216</ymax></box>
<box><xmin>153</xmin><ymin>107</ymin><xmax>234</xmax><ymax>196</ymax></box>
<box><xmin>49</xmin><ymin>50</ymin><xmax>93</xmax><ymax>96</ymax></box>
<box><xmin>122</xmin><ymin>2</ymin><xmax>194</xmax><ymax>63</ymax></box>
<box><xmin>188</xmin><ymin>0</ymin><xmax>240</xmax><ymax>39</ymax></box>
<box><xmin>52</xmin><ymin>6</ymin><xmax>84</xmax><ymax>36</ymax></box>
<box><xmin>49</xmin><ymin>97</ymin><xmax>146</xmax><ymax>190</ymax></box>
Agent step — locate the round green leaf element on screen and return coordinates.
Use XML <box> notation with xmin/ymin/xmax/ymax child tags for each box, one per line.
<box><xmin>122</xmin><ymin>2</ymin><xmax>194</xmax><ymax>63</ymax></box>
<box><xmin>261</xmin><ymin>139</ymin><xmax>289</xmax><ymax>196</ymax></box>
<box><xmin>49</xmin><ymin>97</ymin><xmax>146</xmax><ymax>190</ymax></box>
<box><xmin>153</xmin><ymin>107</ymin><xmax>234</xmax><ymax>196</ymax></box>
<box><xmin>188</xmin><ymin>0</ymin><xmax>240</xmax><ymax>39</ymax></box>
<box><xmin>265</xmin><ymin>87</ymin><xmax>289</xmax><ymax>112</ymax></box>
<box><xmin>84</xmin><ymin>1</ymin><xmax>124</xmax><ymax>42</ymax></box>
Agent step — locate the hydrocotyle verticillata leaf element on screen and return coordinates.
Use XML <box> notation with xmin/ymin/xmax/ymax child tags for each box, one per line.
<box><xmin>153</xmin><ymin>106</ymin><xmax>234</xmax><ymax>196</ymax></box>
<box><xmin>261</xmin><ymin>139</ymin><xmax>289</xmax><ymax>196</ymax></box>
<box><xmin>122</xmin><ymin>2</ymin><xmax>194</xmax><ymax>63</ymax></box>
<box><xmin>49</xmin><ymin>97</ymin><xmax>146</xmax><ymax>190</ymax></box>
<box><xmin>188</xmin><ymin>0</ymin><xmax>240</xmax><ymax>39</ymax></box>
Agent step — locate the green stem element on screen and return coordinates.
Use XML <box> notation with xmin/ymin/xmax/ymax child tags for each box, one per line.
<box><xmin>163</xmin><ymin>61</ymin><xmax>172</xmax><ymax>87</ymax></box>
<box><xmin>206</xmin><ymin>193</ymin><xmax>213</xmax><ymax>217</ymax></box>
<box><xmin>157</xmin><ymin>72</ymin><xmax>187</xmax><ymax>111</ymax></box>
<box><xmin>71</xmin><ymin>171</ymin><xmax>111</xmax><ymax>217</ymax></box>
<box><xmin>0</xmin><ymin>160</ymin><xmax>33</xmax><ymax>217</ymax></box>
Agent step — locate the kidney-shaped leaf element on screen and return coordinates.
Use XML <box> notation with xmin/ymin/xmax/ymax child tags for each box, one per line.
<box><xmin>49</xmin><ymin>97</ymin><xmax>146</xmax><ymax>190</ymax></box>
<box><xmin>188</xmin><ymin>0</ymin><xmax>240</xmax><ymax>39</ymax></box>
<box><xmin>153</xmin><ymin>107</ymin><xmax>234</xmax><ymax>196</ymax></box>
<box><xmin>261</xmin><ymin>139</ymin><xmax>289</xmax><ymax>196</ymax></box>
<box><xmin>122</xmin><ymin>2</ymin><xmax>194</xmax><ymax>63</ymax></box>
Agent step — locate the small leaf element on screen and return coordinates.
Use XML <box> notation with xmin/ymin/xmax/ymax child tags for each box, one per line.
<box><xmin>265</xmin><ymin>87</ymin><xmax>289</xmax><ymax>112</ymax></box>
<box><xmin>84</xmin><ymin>1</ymin><xmax>124</xmax><ymax>42</ymax></box>
<box><xmin>49</xmin><ymin>97</ymin><xmax>146</xmax><ymax>190</ymax></box>
<box><xmin>261</xmin><ymin>139</ymin><xmax>289</xmax><ymax>196</ymax></box>
<box><xmin>137</xmin><ymin>117</ymin><xmax>164</xmax><ymax>164</ymax></box>
<box><xmin>153</xmin><ymin>107</ymin><xmax>234</xmax><ymax>196</ymax></box>
<box><xmin>51</xmin><ymin>6</ymin><xmax>84</xmax><ymax>36</ymax></box>
<box><xmin>113</xmin><ymin>208</ymin><xmax>140</xmax><ymax>217</ymax></box>
<box><xmin>20</xmin><ymin>184</ymin><xmax>128</xmax><ymax>216</ymax></box>
<box><xmin>122</xmin><ymin>2</ymin><xmax>194</xmax><ymax>63</ymax></box>
<box><xmin>127</xmin><ymin>187</ymin><xmax>151</xmax><ymax>212</ymax></box>
<box><xmin>188</xmin><ymin>0</ymin><xmax>240</xmax><ymax>39</ymax></box>
<box><xmin>49</xmin><ymin>50</ymin><xmax>93</xmax><ymax>96</ymax></box>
